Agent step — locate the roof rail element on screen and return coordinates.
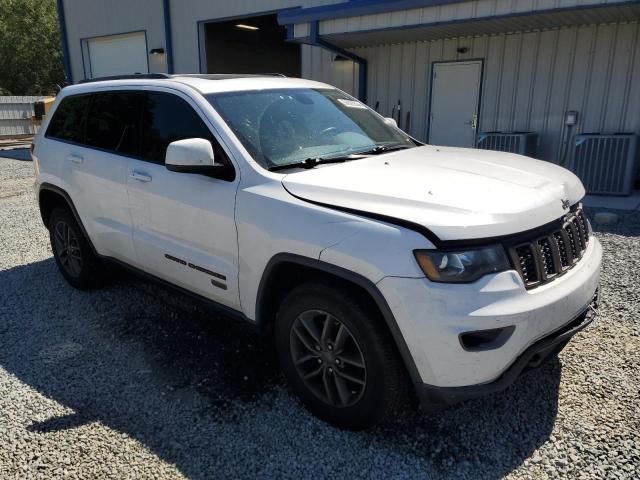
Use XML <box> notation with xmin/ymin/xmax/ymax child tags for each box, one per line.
<box><xmin>78</xmin><ymin>73</ymin><xmax>172</xmax><ymax>84</ymax></box>
<box><xmin>173</xmin><ymin>73</ymin><xmax>287</xmax><ymax>79</ymax></box>
<box><xmin>77</xmin><ymin>73</ymin><xmax>287</xmax><ymax>84</ymax></box>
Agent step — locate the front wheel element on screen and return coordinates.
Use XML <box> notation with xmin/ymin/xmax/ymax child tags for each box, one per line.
<box><xmin>275</xmin><ymin>283</ymin><xmax>408</xmax><ymax>430</ymax></box>
<box><xmin>49</xmin><ymin>207</ymin><xmax>104</xmax><ymax>290</ymax></box>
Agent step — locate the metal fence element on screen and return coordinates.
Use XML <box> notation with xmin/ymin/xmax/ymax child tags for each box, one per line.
<box><xmin>0</xmin><ymin>96</ymin><xmax>46</xmax><ymax>137</ymax></box>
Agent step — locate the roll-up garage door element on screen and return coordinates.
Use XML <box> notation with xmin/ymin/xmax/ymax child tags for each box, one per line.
<box><xmin>87</xmin><ymin>32</ymin><xmax>149</xmax><ymax>78</ymax></box>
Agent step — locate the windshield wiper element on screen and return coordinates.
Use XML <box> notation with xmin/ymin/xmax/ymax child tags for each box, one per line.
<box><xmin>268</xmin><ymin>154</ymin><xmax>363</xmax><ymax>172</ymax></box>
<box><xmin>359</xmin><ymin>143</ymin><xmax>414</xmax><ymax>155</ymax></box>
<box><xmin>267</xmin><ymin>144</ymin><xmax>413</xmax><ymax>172</ymax></box>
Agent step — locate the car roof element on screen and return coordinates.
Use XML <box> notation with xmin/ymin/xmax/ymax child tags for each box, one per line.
<box><xmin>62</xmin><ymin>74</ymin><xmax>334</xmax><ymax>96</ymax></box>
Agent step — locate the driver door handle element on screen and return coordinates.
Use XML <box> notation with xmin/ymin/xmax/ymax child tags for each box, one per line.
<box><xmin>130</xmin><ymin>171</ymin><xmax>152</xmax><ymax>183</ymax></box>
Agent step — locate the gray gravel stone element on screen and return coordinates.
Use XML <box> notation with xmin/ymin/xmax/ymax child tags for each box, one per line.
<box><xmin>1</xmin><ymin>155</ymin><xmax>639</xmax><ymax>479</ymax></box>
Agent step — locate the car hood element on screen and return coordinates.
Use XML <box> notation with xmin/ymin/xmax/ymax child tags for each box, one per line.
<box><xmin>281</xmin><ymin>145</ymin><xmax>585</xmax><ymax>242</ymax></box>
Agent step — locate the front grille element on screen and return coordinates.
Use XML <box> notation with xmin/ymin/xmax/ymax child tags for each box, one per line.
<box><xmin>508</xmin><ymin>208</ymin><xmax>590</xmax><ymax>289</ymax></box>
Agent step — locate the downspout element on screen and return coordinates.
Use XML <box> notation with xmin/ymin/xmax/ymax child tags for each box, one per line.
<box><xmin>162</xmin><ymin>0</ymin><xmax>174</xmax><ymax>74</ymax></box>
<box><xmin>56</xmin><ymin>0</ymin><xmax>73</xmax><ymax>84</ymax></box>
<box><xmin>309</xmin><ymin>21</ymin><xmax>367</xmax><ymax>103</ymax></box>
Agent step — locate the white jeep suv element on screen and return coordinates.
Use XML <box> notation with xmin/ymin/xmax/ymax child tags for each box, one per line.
<box><xmin>32</xmin><ymin>74</ymin><xmax>601</xmax><ymax>430</ymax></box>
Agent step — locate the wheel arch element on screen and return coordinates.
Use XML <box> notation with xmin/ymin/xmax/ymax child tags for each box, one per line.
<box><xmin>38</xmin><ymin>183</ymin><xmax>97</xmax><ymax>254</ymax></box>
<box><xmin>255</xmin><ymin>253</ymin><xmax>422</xmax><ymax>385</ymax></box>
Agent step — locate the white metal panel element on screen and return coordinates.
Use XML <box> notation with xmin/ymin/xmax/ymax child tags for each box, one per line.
<box><xmin>319</xmin><ymin>0</ymin><xmax>635</xmax><ymax>36</ymax></box>
<box><xmin>0</xmin><ymin>96</ymin><xmax>44</xmax><ymax>136</ymax></box>
<box><xmin>169</xmin><ymin>0</ymin><xmax>346</xmax><ymax>73</ymax></box>
<box><xmin>300</xmin><ymin>44</ymin><xmax>357</xmax><ymax>96</ymax></box>
<box><xmin>63</xmin><ymin>0</ymin><xmax>165</xmax><ymax>81</ymax></box>
<box><xmin>348</xmin><ymin>22</ymin><xmax>640</xmax><ymax>165</ymax></box>
<box><xmin>293</xmin><ymin>22</ymin><xmax>310</xmax><ymax>38</ymax></box>
<box><xmin>87</xmin><ymin>32</ymin><xmax>149</xmax><ymax>78</ymax></box>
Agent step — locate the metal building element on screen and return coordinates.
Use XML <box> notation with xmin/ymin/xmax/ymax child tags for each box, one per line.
<box><xmin>57</xmin><ymin>0</ymin><xmax>640</xmax><ymax>193</ymax></box>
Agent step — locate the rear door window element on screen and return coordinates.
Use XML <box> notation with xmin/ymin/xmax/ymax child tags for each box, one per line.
<box><xmin>46</xmin><ymin>94</ymin><xmax>92</xmax><ymax>143</ymax></box>
<box><xmin>85</xmin><ymin>92</ymin><xmax>144</xmax><ymax>156</ymax></box>
<box><xmin>141</xmin><ymin>92</ymin><xmax>216</xmax><ymax>164</ymax></box>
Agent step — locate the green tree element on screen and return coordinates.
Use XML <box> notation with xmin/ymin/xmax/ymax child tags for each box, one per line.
<box><xmin>0</xmin><ymin>0</ymin><xmax>65</xmax><ymax>95</ymax></box>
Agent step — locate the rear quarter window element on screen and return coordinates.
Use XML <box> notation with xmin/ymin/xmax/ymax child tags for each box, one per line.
<box><xmin>46</xmin><ymin>94</ymin><xmax>92</xmax><ymax>143</ymax></box>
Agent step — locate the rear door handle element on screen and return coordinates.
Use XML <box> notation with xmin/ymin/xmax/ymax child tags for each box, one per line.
<box><xmin>67</xmin><ymin>154</ymin><xmax>83</xmax><ymax>164</ymax></box>
<box><xmin>130</xmin><ymin>171</ymin><xmax>152</xmax><ymax>183</ymax></box>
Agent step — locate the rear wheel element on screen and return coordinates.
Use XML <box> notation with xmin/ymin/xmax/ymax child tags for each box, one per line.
<box><xmin>275</xmin><ymin>283</ymin><xmax>408</xmax><ymax>430</ymax></box>
<box><xmin>49</xmin><ymin>207</ymin><xmax>104</xmax><ymax>289</ymax></box>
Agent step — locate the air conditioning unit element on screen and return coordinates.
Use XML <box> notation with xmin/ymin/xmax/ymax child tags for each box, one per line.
<box><xmin>476</xmin><ymin>132</ymin><xmax>538</xmax><ymax>157</ymax></box>
<box><xmin>568</xmin><ymin>134</ymin><xmax>639</xmax><ymax>196</ymax></box>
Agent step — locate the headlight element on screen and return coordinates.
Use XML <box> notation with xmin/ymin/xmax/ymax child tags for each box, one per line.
<box><xmin>414</xmin><ymin>245</ymin><xmax>510</xmax><ymax>283</ymax></box>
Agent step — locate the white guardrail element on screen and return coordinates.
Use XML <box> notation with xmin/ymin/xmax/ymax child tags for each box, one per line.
<box><xmin>0</xmin><ymin>96</ymin><xmax>46</xmax><ymax>137</ymax></box>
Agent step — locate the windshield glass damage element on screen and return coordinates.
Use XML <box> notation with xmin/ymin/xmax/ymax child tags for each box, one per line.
<box><xmin>206</xmin><ymin>88</ymin><xmax>415</xmax><ymax>170</ymax></box>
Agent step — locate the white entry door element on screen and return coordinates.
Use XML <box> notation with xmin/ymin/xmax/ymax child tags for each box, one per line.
<box><xmin>87</xmin><ymin>32</ymin><xmax>149</xmax><ymax>78</ymax></box>
<box><xmin>429</xmin><ymin>61</ymin><xmax>482</xmax><ymax>148</ymax></box>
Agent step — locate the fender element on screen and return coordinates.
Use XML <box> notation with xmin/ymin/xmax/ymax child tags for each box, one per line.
<box><xmin>38</xmin><ymin>182</ymin><xmax>99</xmax><ymax>256</ymax></box>
<box><xmin>256</xmin><ymin>253</ymin><xmax>423</xmax><ymax>385</ymax></box>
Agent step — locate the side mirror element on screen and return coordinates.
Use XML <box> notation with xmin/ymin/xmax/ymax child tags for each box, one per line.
<box><xmin>165</xmin><ymin>138</ymin><xmax>234</xmax><ymax>180</ymax></box>
<box><xmin>384</xmin><ymin>117</ymin><xmax>398</xmax><ymax>128</ymax></box>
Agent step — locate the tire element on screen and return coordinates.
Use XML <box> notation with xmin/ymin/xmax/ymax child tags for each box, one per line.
<box><xmin>275</xmin><ymin>282</ymin><xmax>408</xmax><ymax>430</ymax></box>
<box><xmin>48</xmin><ymin>207</ymin><xmax>104</xmax><ymax>290</ymax></box>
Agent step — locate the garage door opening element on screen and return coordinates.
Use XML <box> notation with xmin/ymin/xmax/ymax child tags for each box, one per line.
<box><xmin>201</xmin><ymin>14</ymin><xmax>300</xmax><ymax>77</ymax></box>
<box><xmin>82</xmin><ymin>31</ymin><xmax>149</xmax><ymax>79</ymax></box>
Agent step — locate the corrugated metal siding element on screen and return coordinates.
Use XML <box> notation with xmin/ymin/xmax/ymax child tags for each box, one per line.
<box><xmin>62</xmin><ymin>0</ymin><xmax>350</xmax><ymax>79</ymax></box>
<box><xmin>169</xmin><ymin>0</ymin><xmax>346</xmax><ymax>73</ymax></box>
<box><xmin>0</xmin><ymin>97</ymin><xmax>44</xmax><ymax>137</ymax></box>
<box><xmin>348</xmin><ymin>22</ymin><xmax>640</xmax><ymax>163</ymax></box>
<box><xmin>301</xmin><ymin>44</ymin><xmax>359</xmax><ymax>95</ymax></box>
<box><xmin>63</xmin><ymin>0</ymin><xmax>166</xmax><ymax>82</ymax></box>
<box><xmin>320</xmin><ymin>0</ymin><xmax>634</xmax><ymax>35</ymax></box>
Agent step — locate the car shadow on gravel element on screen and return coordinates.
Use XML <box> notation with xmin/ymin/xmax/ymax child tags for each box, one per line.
<box><xmin>0</xmin><ymin>258</ymin><xmax>561</xmax><ymax>479</ymax></box>
<box><xmin>586</xmin><ymin>208</ymin><xmax>640</xmax><ymax>237</ymax></box>
<box><xmin>0</xmin><ymin>148</ymin><xmax>31</xmax><ymax>161</ymax></box>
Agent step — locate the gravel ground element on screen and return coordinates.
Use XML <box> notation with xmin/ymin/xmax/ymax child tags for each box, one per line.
<box><xmin>1</xmin><ymin>152</ymin><xmax>639</xmax><ymax>479</ymax></box>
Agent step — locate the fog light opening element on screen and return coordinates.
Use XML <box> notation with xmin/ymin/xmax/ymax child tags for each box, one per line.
<box><xmin>459</xmin><ymin>326</ymin><xmax>515</xmax><ymax>352</ymax></box>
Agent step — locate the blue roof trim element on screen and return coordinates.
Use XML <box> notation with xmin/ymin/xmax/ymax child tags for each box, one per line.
<box><xmin>163</xmin><ymin>0</ymin><xmax>174</xmax><ymax>74</ymax></box>
<box><xmin>299</xmin><ymin>0</ymin><xmax>640</xmax><ymax>42</ymax></box>
<box><xmin>305</xmin><ymin>21</ymin><xmax>367</xmax><ymax>102</ymax></box>
<box><xmin>278</xmin><ymin>0</ymin><xmax>466</xmax><ymax>25</ymax></box>
<box><xmin>56</xmin><ymin>0</ymin><xmax>73</xmax><ymax>84</ymax></box>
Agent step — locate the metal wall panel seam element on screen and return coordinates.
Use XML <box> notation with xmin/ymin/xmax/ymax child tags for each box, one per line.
<box><xmin>541</xmin><ymin>29</ymin><xmax>559</xmax><ymax>138</ymax></box>
<box><xmin>621</xmin><ymin>22</ymin><xmax>640</xmax><ymax>130</ymax></box>
<box><xmin>600</xmin><ymin>24</ymin><xmax>619</xmax><ymax>132</ymax></box>
<box><xmin>525</xmin><ymin>31</ymin><xmax>542</xmax><ymax>132</ymax></box>
<box><xmin>494</xmin><ymin>33</ymin><xmax>506</xmax><ymax>132</ymax></box>
<box><xmin>508</xmin><ymin>33</ymin><xmax>524</xmax><ymax>130</ymax></box>
<box><xmin>578</xmin><ymin>25</ymin><xmax>598</xmax><ymax>135</ymax></box>
<box><xmin>556</xmin><ymin>26</ymin><xmax>579</xmax><ymax>161</ymax></box>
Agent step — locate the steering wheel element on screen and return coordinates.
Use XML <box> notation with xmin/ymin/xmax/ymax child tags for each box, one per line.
<box><xmin>259</xmin><ymin>99</ymin><xmax>309</xmax><ymax>159</ymax></box>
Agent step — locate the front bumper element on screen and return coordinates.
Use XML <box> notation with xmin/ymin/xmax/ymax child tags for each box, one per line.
<box><xmin>377</xmin><ymin>237</ymin><xmax>602</xmax><ymax>388</ymax></box>
<box><xmin>415</xmin><ymin>293</ymin><xmax>598</xmax><ymax>408</ymax></box>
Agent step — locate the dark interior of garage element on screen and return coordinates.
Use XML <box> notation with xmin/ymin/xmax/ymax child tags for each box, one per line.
<box><xmin>203</xmin><ymin>14</ymin><xmax>300</xmax><ymax>77</ymax></box>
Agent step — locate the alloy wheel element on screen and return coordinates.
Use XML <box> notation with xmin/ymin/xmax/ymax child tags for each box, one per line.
<box><xmin>290</xmin><ymin>309</ymin><xmax>367</xmax><ymax>408</ymax></box>
<box><xmin>53</xmin><ymin>220</ymin><xmax>83</xmax><ymax>278</ymax></box>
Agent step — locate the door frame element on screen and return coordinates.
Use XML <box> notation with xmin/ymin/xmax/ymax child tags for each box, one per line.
<box><xmin>196</xmin><ymin>8</ymin><xmax>302</xmax><ymax>74</ymax></box>
<box><xmin>426</xmin><ymin>59</ymin><xmax>484</xmax><ymax>146</ymax></box>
